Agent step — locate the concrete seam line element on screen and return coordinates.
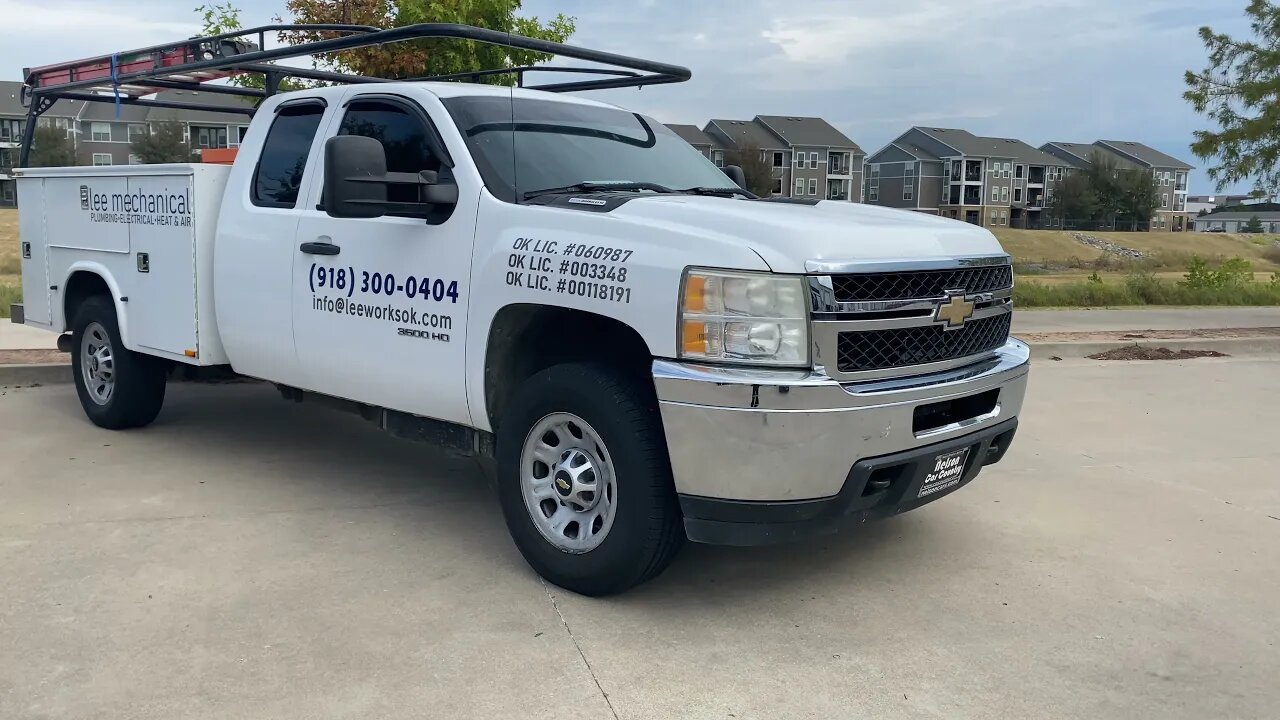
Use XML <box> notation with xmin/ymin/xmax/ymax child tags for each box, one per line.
<box><xmin>539</xmin><ymin>577</ymin><xmax>620</xmax><ymax>720</ymax></box>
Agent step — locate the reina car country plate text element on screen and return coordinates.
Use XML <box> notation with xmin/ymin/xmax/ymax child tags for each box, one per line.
<box><xmin>917</xmin><ymin>447</ymin><xmax>970</xmax><ymax>499</ymax></box>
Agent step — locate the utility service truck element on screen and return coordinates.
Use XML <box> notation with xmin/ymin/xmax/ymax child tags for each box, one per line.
<box><xmin>10</xmin><ymin>24</ymin><xmax>1029</xmax><ymax>595</ymax></box>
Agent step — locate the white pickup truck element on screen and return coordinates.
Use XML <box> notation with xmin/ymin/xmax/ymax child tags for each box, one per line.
<box><xmin>12</xmin><ymin>25</ymin><xmax>1028</xmax><ymax>595</ymax></box>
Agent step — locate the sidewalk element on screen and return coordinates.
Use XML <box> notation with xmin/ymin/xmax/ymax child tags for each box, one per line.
<box><xmin>1014</xmin><ymin>307</ymin><xmax>1280</xmax><ymax>334</ymax></box>
<box><xmin>0</xmin><ymin>322</ymin><xmax>58</xmax><ymax>351</ymax></box>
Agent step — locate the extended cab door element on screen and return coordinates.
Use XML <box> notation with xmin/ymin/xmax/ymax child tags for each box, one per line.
<box><xmin>290</xmin><ymin>90</ymin><xmax>474</xmax><ymax>425</ymax></box>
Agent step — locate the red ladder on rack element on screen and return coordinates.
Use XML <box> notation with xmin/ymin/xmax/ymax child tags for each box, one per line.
<box><xmin>24</xmin><ymin>37</ymin><xmax>259</xmax><ymax>98</ymax></box>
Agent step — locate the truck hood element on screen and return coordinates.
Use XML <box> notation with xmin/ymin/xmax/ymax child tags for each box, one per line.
<box><xmin>608</xmin><ymin>195</ymin><xmax>1007</xmax><ymax>273</ymax></box>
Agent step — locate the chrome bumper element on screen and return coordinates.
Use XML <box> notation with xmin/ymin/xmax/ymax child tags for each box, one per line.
<box><xmin>653</xmin><ymin>339</ymin><xmax>1031</xmax><ymax>502</ymax></box>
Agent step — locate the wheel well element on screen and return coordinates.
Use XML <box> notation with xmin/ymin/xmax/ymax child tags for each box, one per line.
<box><xmin>63</xmin><ymin>271</ymin><xmax>112</xmax><ymax>326</ymax></box>
<box><xmin>485</xmin><ymin>304</ymin><xmax>652</xmax><ymax>431</ymax></box>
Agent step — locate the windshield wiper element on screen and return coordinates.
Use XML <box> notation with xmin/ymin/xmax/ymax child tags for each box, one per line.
<box><xmin>676</xmin><ymin>186</ymin><xmax>758</xmax><ymax>199</ymax></box>
<box><xmin>521</xmin><ymin>181</ymin><xmax>675</xmax><ymax>201</ymax></box>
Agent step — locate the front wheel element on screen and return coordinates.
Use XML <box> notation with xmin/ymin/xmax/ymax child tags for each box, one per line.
<box><xmin>497</xmin><ymin>363</ymin><xmax>684</xmax><ymax>596</ymax></box>
<box><xmin>71</xmin><ymin>295</ymin><xmax>167</xmax><ymax>429</ymax></box>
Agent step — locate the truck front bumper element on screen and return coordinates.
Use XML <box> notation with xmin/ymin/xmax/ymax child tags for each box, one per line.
<box><xmin>653</xmin><ymin>339</ymin><xmax>1030</xmax><ymax>546</ymax></box>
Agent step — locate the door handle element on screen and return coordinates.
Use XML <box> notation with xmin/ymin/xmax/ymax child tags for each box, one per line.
<box><xmin>299</xmin><ymin>241</ymin><xmax>341</xmax><ymax>256</ymax></box>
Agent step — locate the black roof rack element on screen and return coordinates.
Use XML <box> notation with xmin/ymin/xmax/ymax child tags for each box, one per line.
<box><xmin>18</xmin><ymin>22</ymin><xmax>691</xmax><ymax>165</ymax></box>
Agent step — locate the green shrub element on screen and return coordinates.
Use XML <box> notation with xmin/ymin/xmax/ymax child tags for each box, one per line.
<box><xmin>1181</xmin><ymin>255</ymin><xmax>1255</xmax><ymax>289</ymax></box>
<box><xmin>0</xmin><ymin>282</ymin><xmax>22</xmax><ymax>318</ymax></box>
<box><xmin>1014</xmin><ymin>275</ymin><xmax>1280</xmax><ymax>307</ymax></box>
<box><xmin>1088</xmin><ymin>271</ymin><xmax>1103</xmax><ymax>284</ymax></box>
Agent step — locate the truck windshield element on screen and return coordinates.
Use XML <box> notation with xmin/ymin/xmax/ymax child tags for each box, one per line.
<box><xmin>441</xmin><ymin>95</ymin><xmax>739</xmax><ymax>203</ymax></box>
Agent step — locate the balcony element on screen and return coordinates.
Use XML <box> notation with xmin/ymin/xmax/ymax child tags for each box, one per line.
<box><xmin>1027</xmin><ymin>166</ymin><xmax>1045</xmax><ymax>185</ymax></box>
<box><xmin>828</xmin><ymin>153</ymin><xmax>852</xmax><ymax>176</ymax></box>
<box><xmin>963</xmin><ymin>187</ymin><xmax>982</xmax><ymax>205</ymax></box>
<box><xmin>964</xmin><ymin>160</ymin><xmax>983</xmax><ymax>182</ymax></box>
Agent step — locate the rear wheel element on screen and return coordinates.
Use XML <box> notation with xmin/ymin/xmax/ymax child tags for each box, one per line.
<box><xmin>71</xmin><ymin>295</ymin><xmax>166</xmax><ymax>429</ymax></box>
<box><xmin>497</xmin><ymin>363</ymin><xmax>684</xmax><ymax>596</ymax></box>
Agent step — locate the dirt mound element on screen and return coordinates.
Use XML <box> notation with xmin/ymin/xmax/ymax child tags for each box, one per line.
<box><xmin>1086</xmin><ymin>345</ymin><xmax>1229</xmax><ymax>361</ymax></box>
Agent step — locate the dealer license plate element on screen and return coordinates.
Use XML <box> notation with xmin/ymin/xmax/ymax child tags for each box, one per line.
<box><xmin>917</xmin><ymin>447</ymin><xmax>971</xmax><ymax>499</ymax></box>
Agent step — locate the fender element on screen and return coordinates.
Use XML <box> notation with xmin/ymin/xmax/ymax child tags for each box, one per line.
<box><xmin>58</xmin><ymin>261</ymin><xmax>133</xmax><ymax>350</ymax></box>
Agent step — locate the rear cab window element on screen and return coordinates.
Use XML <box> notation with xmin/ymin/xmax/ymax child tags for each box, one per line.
<box><xmin>252</xmin><ymin>103</ymin><xmax>326</xmax><ymax>208</ymax></box>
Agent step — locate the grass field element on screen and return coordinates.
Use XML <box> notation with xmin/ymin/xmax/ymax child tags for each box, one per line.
<box><xmin>1</xmin><ymin>209</ymin><xmax>19</xmax><ymax>316</ymax></box>
<box><xmin>2</xmin><ymin>207</ymin><xmax>1280</xmax><ymax>312</ymax></box>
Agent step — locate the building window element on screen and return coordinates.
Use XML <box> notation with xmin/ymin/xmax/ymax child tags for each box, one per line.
<box><xmin>1001</xmin><ymin>186</ymin><xmax>1010</xmax><ymax>202</ymax></box>
<box><xmin>1014</xmin><ymin>187</ymin><xmax>1023</xmax><ymax>203</ymax></box>
<box><xmin>128</xmin><ymin>154</ymin><xmax>141</xmax><ymax>165</ymax></box>
<box><xmin>1162</xmin><ymin>193</ymin><xmax>1169</xmax><ymax>208</ymax></box>
<box><xmin>990</xmin><ymin>210</ymin><xmax>998</xmax><ymax>225</ymax></box>
<box><xmin>91</xmin><ymin>123</ymin><xmax>111</xmax><ymax>142</ymax></box>
<box><xmin>1000</xmin><ymin>210</ymin><xmax>1007</xmax><ymax>225</ymax></box>
<box><xmin>194</xmin><ymin>125</ymin><xmax>229</xmax><ymax>149</ymax></box>
<box><xmin>903</xmin><ymin>182</ymin><xmax>913</xmax><ymax>201</ymax></box>
<box><xmin>868</xmin><ymin>185</ymin><xmax>878</xmax><ymax>201</ymax></box>
<box><xmin>870</xmin><ymin>164</ymin><xmax>880</xmax><ymax>179</ymax></box>
<box><xmin>772</xmin><ymin>151</ymin><xmax>784</xmax><ymax>168</ymax></box>
<box><xmin>809</xmin><ymin>151</ymin><xmax>818</xmax><ymax>166</ymax></box>
<box><xmin>808</xmin><ymin>178</ymin><xmax>818</xmax><ymax>196</ymax></box>
<box><xmin>128</xmin><ymin>124</ymin><xmax>146</xmax><ymax>143</ymax></box>
<box><xmin>712</xmin><ymin>150</ymin><xmax>724</xmax><ymax>168</ymax></box>
<box><xmin>905</xmin><ymin>163</ymin><xmax>915</xmax><ymax>180</ymax></box>
<box><xmin>771</xmin><ymin>178</ymin><xmax>783</xmax><ymax>196</ymax></box>
<box><xmin>795</xmin><ymin>178</ymin><xmax>805</xmax><ymax>195</ymax></box>
<box><xmin>796</xmin><ymin>153</ymin><xmax>805</xmax><ymax>169</ymax></box>
<box><xmin>991</xmin><ymin>186</ymin><xmax>999</xmax><ymax>202</ymax></box>
<box><xmin>92</xmin><ymin>154</ymin><xmax>112</xmax><ymax>166</ymax></box>
<box><xmin>1015</xmin><ymin>164</ymin><xmax>1025</xmax><ymax>179</ymax></box>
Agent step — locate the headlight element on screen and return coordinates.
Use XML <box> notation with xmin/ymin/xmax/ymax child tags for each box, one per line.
<box><xmin>679</xmin><ymin>269</ymin><xmax>809</xmax><ymax>366</ymax></box>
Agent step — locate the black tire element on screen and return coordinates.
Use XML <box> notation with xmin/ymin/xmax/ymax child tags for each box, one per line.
<box><xmin>70</xmin><ymin>295</ymin><xmax>167</xmax><ymax>429</ymax></box>
<box><xmin>497</xmin><ymin>362</ymin><xmax>684</xmax><ymax>596</ymax></box>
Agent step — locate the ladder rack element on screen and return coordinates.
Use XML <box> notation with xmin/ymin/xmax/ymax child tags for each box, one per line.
<box><xmin>18</xmin><ymin>22</ymin><xmax>692</xmax><ymax>166</ymax></box>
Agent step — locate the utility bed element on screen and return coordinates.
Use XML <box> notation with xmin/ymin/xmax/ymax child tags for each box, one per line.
<box><xmin>16</xmin><ymin>164</ymin><xmax>230</xmax><ymax>365</ymax></box>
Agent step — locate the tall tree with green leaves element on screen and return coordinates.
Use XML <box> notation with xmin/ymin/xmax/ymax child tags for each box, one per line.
<box><xmin>1115</xmin><ymin>168</ymin><xmax>1162</xmax><ymax>230</ymax></box>
<box><xmin>1243</xmin><ymin>214</ymin><xmax>1265</xmax><ymax>232</ymax></box>
<box><xmin>724</xmin><ymin>142</ymin><xmax>775</xmax><ymax>197</ymax></box>
<box><xmin>131</xmin><ymin>122</ymin><xmax>197</xmax><ymax>164</ymax></box>
<box><xmin>1081</xmin><ymin>150</ymin><xmax>1124</xmax><ymax>225</ymax></box>
<box><xmin>28</xmin><ymin>125</ymin><xmax>77</xmax><ymax>167</ymax></box>
<box><xmin>253</xmin><ymin>0</ymin><xmax>575</xmax><ymax>82</ymax></box>
<box><xmin>1047</xmin><ymin>171</ymin><xmax>1099</xmax><ymax>226</ymax></box>
<box><xmin>1184</xmin><ymin>0</ymin><xmax>1280</xmax><ymax>197</ymax></box>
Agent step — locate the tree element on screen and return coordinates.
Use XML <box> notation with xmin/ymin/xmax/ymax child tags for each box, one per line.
<box><xmin>197</xmin><ymin>3</ymin><xmax>304</xmax><ymax>90</ymax></box>
<box><xmin>131</xmin><ymin>123</ymin><xmax>196</xmax><ymax>164</ymax></box>
<box><xmin>1243</xmin><ymin>214</ymin><xmax>1265</xmax><ymax>232</ymax></box>
<box><xmin>1184</xmin><ymin>0</ymin><xmax>1280</xmax><ymax>197</ymax></box>
<box><xmin>1048</xmin><ymin>170</ymin><xmax>1098</xmax><ymax>226</ymax></box>
<box><xmin>1081</xmin><ymin>150</ymin><xmax>1123</xmax><ymax>225</ymax></box>
<box><xmin>199</xmin><ymin>0</ymin><xmax>576</xmax><ymax>83</ymax></box>
<box><xmin>1115</xmin><ymin>168</ymin><xmax>1162</xmax><ymax>230</ymax></box>
<box><xmin>724</xmin><ymin>142</ymin><xmax>774</xmax><ymax>197</ymax></box>
<box><xmin>28</xmin><ymin>125</ymin><xmax>76</xmax><ymax>167</ymax></box>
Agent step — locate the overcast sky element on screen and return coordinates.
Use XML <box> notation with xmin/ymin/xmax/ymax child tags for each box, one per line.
<box><xmin>0</xmin><ymin>0</ymin><xmax>1255</xmax><ymax>194</ymax></box>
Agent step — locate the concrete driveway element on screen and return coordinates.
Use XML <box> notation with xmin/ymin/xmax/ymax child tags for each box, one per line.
<box><xmin>1</xmin><ymin>358</ymin><xmax>1277</xmax><ymax>719</ymax></box>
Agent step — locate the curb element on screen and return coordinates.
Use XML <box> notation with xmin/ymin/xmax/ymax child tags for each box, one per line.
<box><xmin>0</xmin><ymin>363</ymin><xmax>71</xmax><ymax>387</ymax></box>
<box><xmin>1026</xmin><ymin>337</ymin><xmax>1280</xmax><ymax>360</ymax></box>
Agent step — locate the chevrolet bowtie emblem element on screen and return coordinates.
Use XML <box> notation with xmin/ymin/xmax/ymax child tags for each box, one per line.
<box><xmin>934</xmin><ymin>291</ymin><xmax>976</xmax><ymax>330</ymax></box>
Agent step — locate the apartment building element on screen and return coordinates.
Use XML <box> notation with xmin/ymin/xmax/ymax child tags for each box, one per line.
<box><xmin>865</xmin><ymin>127</ymin><xmax>1070</xmax><ymax>229</ymax></box>
<box><xmin>665</xmin><ymin>124</ymin><xmax>727</xmax><ymax>167</ymax></box>
<box><xmin>0</xmin><ymin>81</ymin><xmax>252</xmax><ymax>206</ymax></box>
<box><xmin>1</xmin><ymin>82</ymin><xmax>82</xmax><ymax>206</ymax></box>
<box><xmin>1040</xmin><ymin>140</ymin><xmax>1193</xmax><ymax>231</ymax></box>
<box><xmin>700</xmin><ymin>116</ymin><xmax>864</xmax><ymax>201</ymax></box>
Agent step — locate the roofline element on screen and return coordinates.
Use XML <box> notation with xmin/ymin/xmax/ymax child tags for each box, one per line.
<box><xmin>748</xmin><ymin>116</ymin><xmax>793</xmax><ymax>148</ymax></box>
<box><xmin>1095</xmin><ymin>140</ymin><xmax>1193</xmax><ymax>170</ymax></box>
<box><xmin>1043</xmin><ymin>142</ymin><xmax>1093</xmax><ymax>164</ymax></box>
<box><xmin>908</xmin><ymin>126</ymin><xmax>963</xmax><ymax>156</ymax></box>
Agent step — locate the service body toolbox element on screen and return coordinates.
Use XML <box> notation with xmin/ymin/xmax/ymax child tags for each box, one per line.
<box><xmin>16</xmin><ymin>165</ymin><xmax>230</xmax><ymax>365</ymax></box>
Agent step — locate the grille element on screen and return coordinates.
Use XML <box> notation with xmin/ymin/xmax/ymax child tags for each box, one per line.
<box><xmin>837</xmin><ymin>312</ymin><xmax>1011</xmax><ymax>373</ymax></box>
<box><xmin>832</xmin><ymin>265</ymin><xmax>1013</xmax><ymax>302</ymax></box>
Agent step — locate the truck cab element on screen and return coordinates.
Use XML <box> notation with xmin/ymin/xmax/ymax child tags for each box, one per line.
<box><xmin>12</xmin><ymin>24</ymin><xmax>1029</xmax><ymax>595</ymax></box>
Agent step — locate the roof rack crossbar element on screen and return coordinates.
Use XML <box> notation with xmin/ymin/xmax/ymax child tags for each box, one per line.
<box><xmin>52</xmin><ymin>92</ymin><xmax>257</xmax><ymax>116</ymax></box>
<box><xmin>24</xmin><ymin>22</ymin><xmax>690</xmax><ymax>99</ymax></box>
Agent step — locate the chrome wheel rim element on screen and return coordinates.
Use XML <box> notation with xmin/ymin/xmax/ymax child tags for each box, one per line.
<box><xmin>520</xmin><ymin>412</ymin><xmax>617</xmax><ymax>553</ymax></box>
<box><xmin>80</xmin><ymin>322</ymin><xmax>115</xmax><ymax>406</ymax></box>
